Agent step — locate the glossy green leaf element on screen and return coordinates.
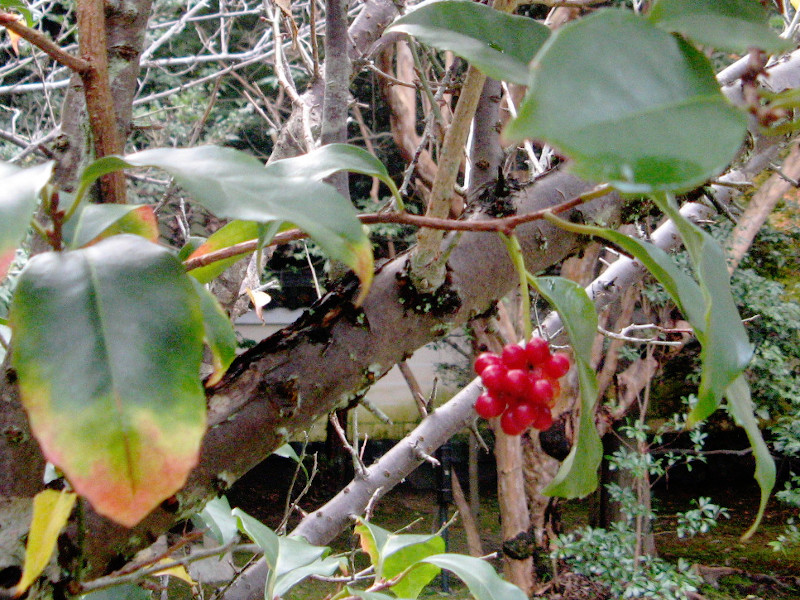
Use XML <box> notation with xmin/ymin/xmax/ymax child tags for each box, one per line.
<box><xmin>273</xmin><ymin>537</ymin><xmax>335</xmax><ymax>598</ymax></box>
<box><xmin>190</xmin><ymin>280</ymin><xmax>237</xmax><ymax>386</ymax></box>
<box><xmin>726</xmin><ymin>376</ymin><xmax>775</xmax><ymax>540</ymax></box>
<box><xmin>0</xmin><ymin>161</ymin><xmax>52</xmax><ymax>280</ymax></box>
<box><xmin>192</xmin><ymin>496</ymin><xmax>239</xmax><ymax>545</ymax></box>
<box><xmin>185</xmin><ymin>221</ymin><xmax>260</xmax><ymax>283</ymax></box>
<box><xmin>651</xmin><ymin>194</ymin><xmax>752</xmax><ymax>424</ymax></box>
<box><xmin>234</xmin><ymin>508</ymin><xmax>333</xmax><ymax>600</ymax></box>
<box><xmin>505</xmin><ymin>10</ymin><xmax>747</xmax><ymax>193</ymax></box>
<box><xmin>528</xmin><ymin>276</ymin><xmax>602</xmax><ymax>498</ymax></box>
<box><xmin>234</xmin><ymin>508</ymin><xmax>280</xmax><ymax>567</ymax></box>
<box><xmin>648</xmin><ymin>0</ymin><xmax>791</xmax><ymax>54</ymax></box>
<box><xmin>384</xmin><ymin>535</ymin><xmax>444</xmax><ymax>599</ymax></box>
<box><xmin>10</xmin><ymin>235</ymin><xmax>206</xmax><ymax>527</ymax></box>
<box><xmin>266</xmin><ymin>144</ymin><xmax>403</xmax><ymax>209</ymax></box>
<box><xmin>542</xmin><ymin>213</ymin><xmax>706</xmax><ymax>328</ymax></box>
<box><xmin>421</xmin><ymin>554</ymin><xmax>526</xmax><ymax>600</ymax></box>
<box><xmin>355</xmin><ymin>518</ymin><xmax>443</xmax><ymax>598</ymax></box>
<box><xmin>354</xmin><ymin>519</ymin><xmax>391</xmax><ymax>574</ymax></box>
<box><xmin>68</xmin><ymin>204</ymin><xmax>158</xmax><ymax>249</ymax></box>
<box><xmin>387</xmin><ymin>0</ymin><xmax>549</xmax><ymax>86</ymax></box>
<box><xmin>81</xmin><ymin>147</ymin><xmax>374</xmax><ymax>302</ymax></box>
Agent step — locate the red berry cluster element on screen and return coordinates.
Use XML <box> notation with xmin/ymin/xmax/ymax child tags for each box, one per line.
<box><xmin>473</xmin><ymin>337</ymin><xmax>570</xmax><ymax>436</ymax></box>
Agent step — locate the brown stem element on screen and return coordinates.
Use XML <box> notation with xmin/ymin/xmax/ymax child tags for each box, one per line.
<box><xmin>76</xmin><ymin>0</ymin><xmax>126</xmax><ymax>203</ymax></box>
<box><xmin>0</xmin><ymin>11</ymin><xmax>90</xmax><ymax>72</ymax></box>
<box><xmin>182</xmin><ymin>185</ymin><xmax>610</xmax><ymax>272</ymax></box>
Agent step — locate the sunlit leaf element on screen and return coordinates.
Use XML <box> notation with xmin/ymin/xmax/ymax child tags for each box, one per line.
<box><xmin>648</xmin><ymin>0</ymin><xmax>791</xmax><ymax>54</ymax></box>
<box><xmin>192</xmin><ymin>496</ymin><xmax>239</xmax><ymax>545</ymax></box>
<box><xmin>190</xmin><ymin>280</ymin><xmax>237</xmax><ymax>387</ymax></box>
<box><xmin>387</xmin><ymin>0</ymin><xmax>549</xmax><ymax>86</ymax></box>
<box><xmin>528</xmin><ymin>276</ymin><xmax>602</xmax><ymax>498</ymax></box>
<box><xmin>505</xmin><ymin>10</ymin><xmax>747</xmax><ymax>193</ymax></box>
<box><xmin>0</xmin><ymin>161</ymin><xmax>52</xmax><ymax>281</ymax></box>
<box><xmin>343</xmin><ymin>587</ymin><xmax>394</xmax><ymax>600</ymax></box>
<box><xmin>11</xmin><ymin>235</ymin><xmax>206</xmax><ymax>527</ymax></box>
<box><xmin>152</xmin><ymin>559</ymin><xmax>197</xmax><ymax>586</ymax></box>
<box><xmin>420</xmin><ymin>554</ymin><xmax>526</xmax><ymax>600</ymax></box>
<box><xmin>68</xmin><ymin>204</ymin><xmax>158</xmax><ymax>249</ymax></box>
<box><xmin>81</xmin><ymin>147</ymin><xmax>374</xmax><ymax>303</ymax></box>
<box><xmin>185</xmin><ymin>221</ymin><xmax>261</xmax><ymax>283</ymax></box>
<box><xmin>273</xmin><ymin>443</ymin><xmax>301</xmax><ymax>462</ymax></box>
<box><xmin>726</xmin><ymin>376</ymin><xmax>775</xmax><ymax>540</ymax></box>
<box><xmin>354</xmin><ymin>519</ymin><xmax>391</xmax><ymax>575</ymax></box>
<box><xmin>15</xmin><ymin>490</ymin><xmax>77</xmax><ymax>594</ymax></box>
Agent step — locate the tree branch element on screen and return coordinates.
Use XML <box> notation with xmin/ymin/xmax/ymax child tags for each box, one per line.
<box><xmin>0</xmin><ymin>11</ymin><xmax>90</xmax><ymax>73</ymax></box>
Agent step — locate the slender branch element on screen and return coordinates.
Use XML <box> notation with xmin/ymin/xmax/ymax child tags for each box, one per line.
<box><xmin>76</xmin><ymin>0</ymin><xmax>126</xmax><ymax>203</ymax></box>
<box><xmin>0</xmin><ymin>11</ymin><xmax>91</xmax><ymax>73</ymax></box>
<box><xmin>182</xmin><ymin>184</ymin><xmax>611</xmax><ymax>272</ymax></box>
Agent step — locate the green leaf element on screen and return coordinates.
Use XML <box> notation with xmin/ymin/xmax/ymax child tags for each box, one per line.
<box><xmin>354</xmin><ymin>519</ymin><xmax>391</xmax><ymax>574</ymax></box>
<box><xmin>273</xmin><ymin>443</ymin><xmax>301</xmax><ymax>462</ymax></box>
<box><xmin>725</xmin><ymin>376</ymin><xmax>775</xmax><ymax>540</ymax></box>
<box><xmin>343</xmin><ymin>587</ymin><xmax>395</xmax><ymax>600</ymax></box>
<box><xmin>190</xmin><ymin>280</ymin><xmax>237</xmax><ymax>386</ymax></box>
<box><xmin>505</xmin><ymin>10</ymin><xmax>747</xmax><ymax>193</ymax></box>
<box><xmin>16</xmin><ymin>490</ymin><xmax>77</xmax><ymax>594</ymax></box>
<box><xmin>648</xmin><ymin>0</ymin><xmax>791</xmax><ymax>54</ymax></box>
<box><xmin>67</xmin><ymin>204</ymin><xmax>158</xmax><ymax>249</ymax></box>
<box><xmin>651</xmin><ymin>194</ymin><xmax>752</xmax><ymax>424</ymax></box>
<box><xmin>185</xmin><ymin>221</ymin><xmax>261</xmax><ymax>283</ymax></box>
<box><xmin>81</xmin><ymin>147</ymin><xmax>374</xmax><ymax>302</ymax></box>
<box><xmin>266</xmin><ymin>144</ymin><xmax>403</xmax><ymax>209</ymax></box>
<box><xmin>421</xmin><ymin>554</ymin><xmax>526</xmax><ymax>600</ymax></box>
<box><xmin>384</xmin><ymin>535</ymin><xmax>444</xmax><ymax>599</ymax></box>
<box><xmin>0</xmin><ymin>161</ymin><xmax>53</xmax><ymax>280</ymax></box>
<box><xmin>10</xmin><ymin>235</ymin><xmax>206</xmax><ymax>527</ymax></box>
<box><xmin>528</xmin><ymin>276</ymin><xmax>602</xmax><ymax>498</ymax></box>
<box><xmin>234</xmin><ymin>508</ymin><xmax>332</xmax><ymax>600</ymax></box>
<box><xmin>387</xmin><ymin>0</ymin><xmax>550</xmax><ymax>86</ymax></box>
<box><xmin>192</xmin><ymin>496</ymin><xmax>239</xmax><ymax>545</ymax></box>
<box><xmin>354</xmin><ymin>517</ymin><xmax>444</xmax><ymax>598</ymax></box>
<box><xmin>273</xmin><ymin>537</ymin><xmax>333</xmax><ymax>598</ymax></box>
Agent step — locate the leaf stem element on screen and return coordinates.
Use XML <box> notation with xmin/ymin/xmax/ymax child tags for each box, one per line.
<box><xmin>499</xmin><ymin>232</ymin><xmax>531</xmax><ymax>342</ymax></box>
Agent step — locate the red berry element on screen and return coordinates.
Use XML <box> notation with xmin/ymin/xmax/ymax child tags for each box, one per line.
<box><xmin>500</xmin><ymin>403</ymin><xmax>536</xmax><ymax>435</ymax></box>
<box><xmin>480</xmin><ymin>363</ymin><xmax>508</xmax><ymax>392</ymax></box>
<box><xmin>549</xmin><ymin>378</ymin><xmax>562</xmax><ymax>401</ymax></box>
<box><xmin>543</xmin><ymin>352</ymin><xmax>570</xmax><ymax>379</ymax></box>
<box><xmin>530</xmin><ymin>377</ymin><xmax>554</xmax><ymax>405</ymax></box>
<box><xmin>501</xmin><ymin>344</ymin><xmax>529</xmax><ymax>370</ymax></box>
<box><xmin>525</xmin><ymin>337</ymin><xmax>551</xmax><ymax>366</ymax></box>
<box><xmin>532</xmin><ymin>405</ymin><xmax>553</xmax><ymax>431</ymax></box>
<box><xmin>474</xmin><ymin>352</ymin><xmax>501</xmax><ymax>375</ymax></box>
<box><xmin>474</xmin><ymin>393</ymin><xmax>505</xmax><ymax>419</ymax></box>
<box><xmin>506</xmin><ymin>369</ymin><xmax>532</xmax><ymax>397</ymax></box>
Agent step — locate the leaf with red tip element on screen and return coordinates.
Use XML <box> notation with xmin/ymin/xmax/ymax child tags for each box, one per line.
<box><xmin>10</xmin><ymin>235</ymin><xmax>205</xmax><ymax>527</ymax></box>
<box><xmin>68</xmin><ymin>204</ymin><xmax>158</xmax><ymax>248</ymax></box>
